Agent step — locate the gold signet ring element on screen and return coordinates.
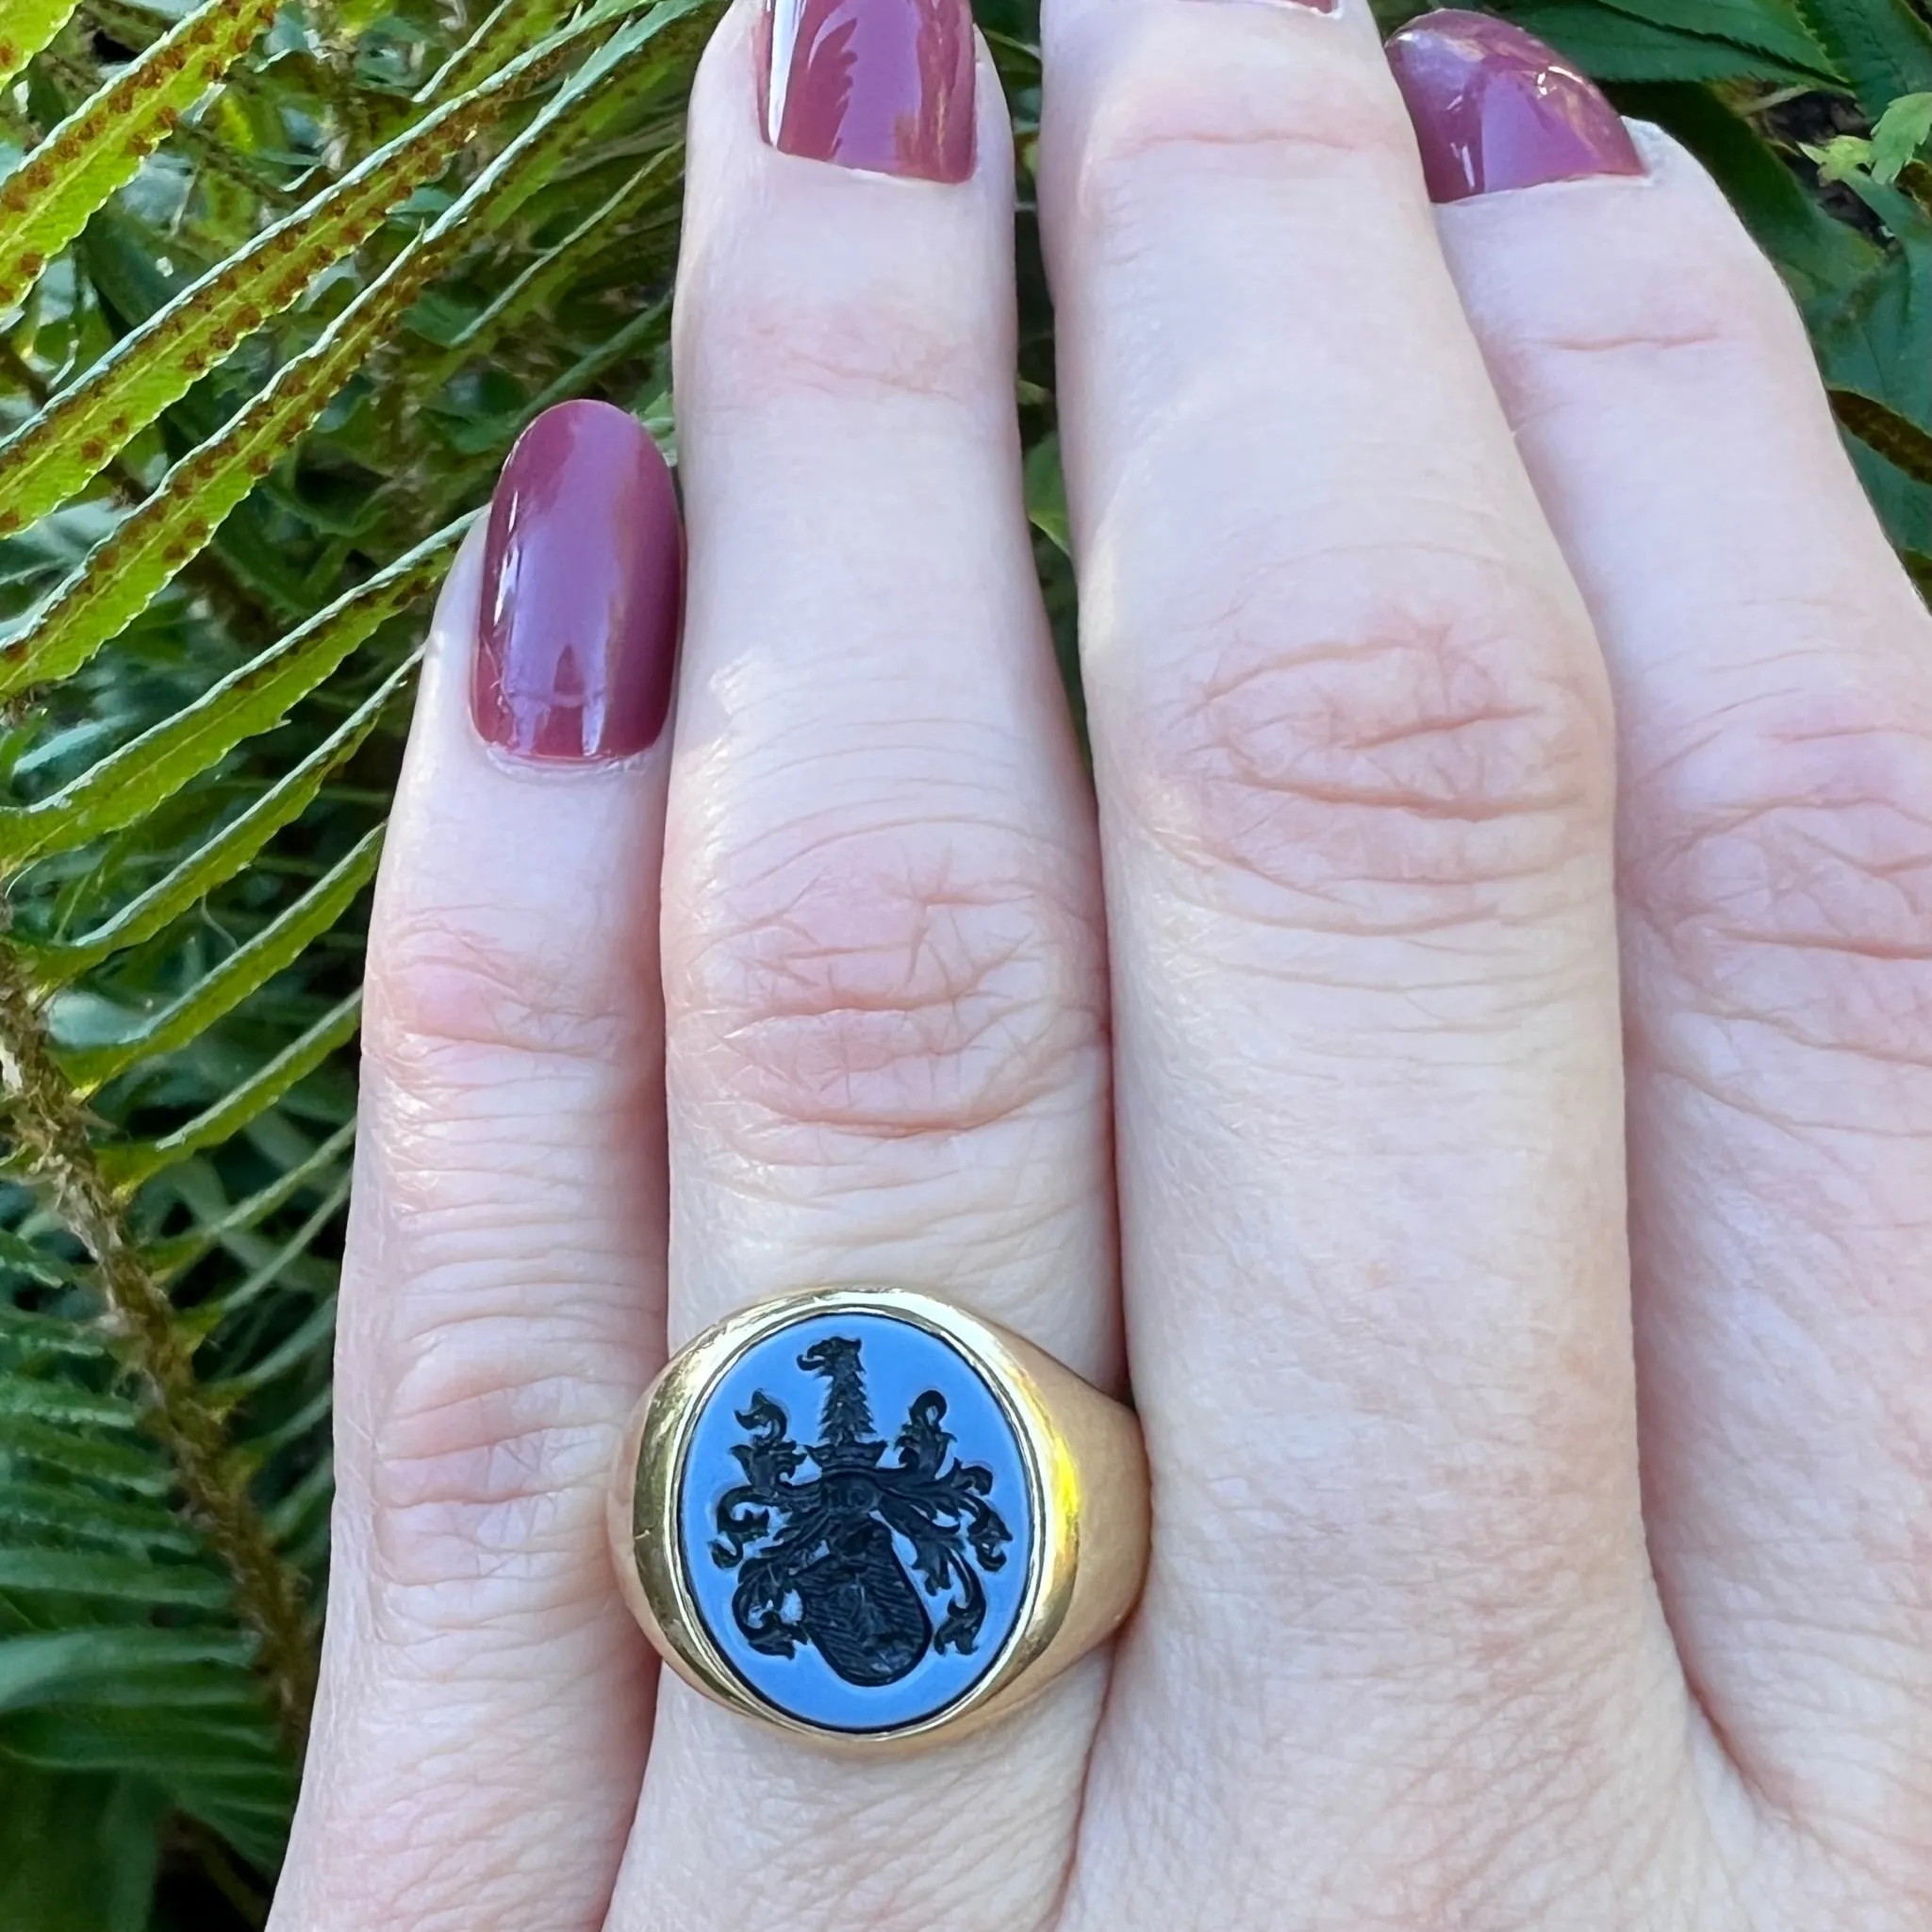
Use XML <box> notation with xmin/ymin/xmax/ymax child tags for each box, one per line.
<box><xmin>608</xmin><ymin>1287</ymin><xmax>1148</xmax><ymax>1750</ymax></box>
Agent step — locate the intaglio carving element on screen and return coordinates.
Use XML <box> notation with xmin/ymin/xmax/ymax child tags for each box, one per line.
<box><xmin>709</xmin><ymin>1336</ymin><xmax>1014</xmax><ymax>1687</ymax></box>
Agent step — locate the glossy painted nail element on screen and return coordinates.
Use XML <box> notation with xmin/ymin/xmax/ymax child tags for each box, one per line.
<box><xmin>1385</xmin><ymin>10</ymin><xmax>1642</xmax><ymax>204</ymax></box>
<box><xmin>475</xmin><ymin>401</ymin><xmax>682</xmax><ymax>762</ymax></box>
<box><xmin>762</xmin><ymin>0</ymin><xmax>975</xmax><ymax>183</ymax></box>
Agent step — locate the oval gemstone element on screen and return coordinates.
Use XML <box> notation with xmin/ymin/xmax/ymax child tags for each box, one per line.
<box><xmin>677</xmin><ymin>1307</ymin><xmax>1033</xmax><ymax>1732</ymax></box>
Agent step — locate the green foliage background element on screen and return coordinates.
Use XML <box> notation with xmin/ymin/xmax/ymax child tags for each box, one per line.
<box><xmin>1</xmin><ymin>0</ymin><xmax>1929</xmax><ymax>1924</ymax></box>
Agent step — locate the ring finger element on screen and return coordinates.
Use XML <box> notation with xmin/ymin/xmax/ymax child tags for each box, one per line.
<box><xmin>1036</xmin><ymin>0</ymin><xmax>1680</xmax><ymax>1920</ymax></box>
<box><xmin>604</xmin><ymin>4</ymin><xmax>1116</xmax><ymax>1928</ymax></box>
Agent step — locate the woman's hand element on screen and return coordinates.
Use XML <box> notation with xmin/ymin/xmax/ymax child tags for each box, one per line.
<box><xmin>268</xmin><ymin>2</ymin><xmax>1932</xmax><ymax>1926</ymax></box>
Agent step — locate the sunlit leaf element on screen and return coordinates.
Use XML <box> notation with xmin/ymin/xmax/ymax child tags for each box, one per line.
<box><xmin>0</xmin><ymin>10</ymin><xmax>620</xmax><ymax>534</ymax></box>
<box><xmin>1872</xmin><ymin>91</ymin><xmax>1932</xmax><ymax>183</ymax></box>
<box><xmin>0</xmin><ymin>0</ymin><xmax>82</xmax><ymax>90</ymax></box>
<box><xmin>102</xmin><ymin>990</ymin><xmax>363</xmax><ymax>1191</ymax></box>
<box><xmin>0</xmin><ymin>1</ymin><xmax>704</xmax><ymax>703</ymax></box>
<box><xmin>58</xmin><ymin>823</ymin><xmax>383</xmax><ymax>1097</ymax></box>
<box><xmin>419</xmin><ymin>0</ymin><xmax>579</xmax><ymax>102</ymax></box>
<box><xmin>15</xmin><ymin>661</ymin><xmax>412</xmax><ymax>989</ymax></box>
<box><xmin>0</xmin><ymin>523</ymin><xmax>460</xmax><ymax>865</ymax></box>
<box><xmin>0</xmin><ymin>0</ymin><xmax>280</xmax><ymax>315</ymax></box>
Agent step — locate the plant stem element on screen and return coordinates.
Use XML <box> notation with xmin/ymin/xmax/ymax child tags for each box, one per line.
<box><xmin>0</xmin><ymin>947</ymin><xmax>318</xmax><ymax>1753</ymax></box>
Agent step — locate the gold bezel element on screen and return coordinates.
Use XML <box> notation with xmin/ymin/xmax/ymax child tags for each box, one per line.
<box><xmin>608</xmin><ymin>1286</ymin><xmax>1146</xmax><ymax>1753</ymax></box>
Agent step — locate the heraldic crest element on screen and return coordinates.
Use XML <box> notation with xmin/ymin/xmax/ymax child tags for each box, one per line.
<box><xmin>707</xmin><ymin>1334</ymin><xmax>1016</xmax><ymax>1687</ymax></box>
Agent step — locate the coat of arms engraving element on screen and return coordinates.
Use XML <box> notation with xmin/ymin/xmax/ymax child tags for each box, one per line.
<box><xmin>708</xmin><ymin>1334</ymin><xmax>1014</xmax><ymax>1687</ymax></box>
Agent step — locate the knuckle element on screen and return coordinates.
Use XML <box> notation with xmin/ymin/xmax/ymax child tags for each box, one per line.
<box><xmin>1512</xmin><ymin>241</ymin><xmax>1790</xmax><ymax>371</ymax></box>
<box><xmin>367</xmin><ymin>1318</ymin><xmax>628</xmax><ymax>1624</ymax></box>
<box><xmin>687</xmin><ymin>258</ymin><xmax>992</xmax><ymax>417</ymax></box>
<box><xmin>366</xmin><ymin>905</ymin><xmax>642</xmax><ymax>1090</ymax></box>
<box><xmin>1115</xmin><ymin>547</ymin><xmax>1613</xmax><ymax>933</ymax></box>
<box><xmin>665</xmin><ymin>812</ymin><xmax>1103</xmax><ymax>1145</ymax></box>
<box><xmin>1628</xmin><ymin>682</ymin><xmax>1932</xmax><ymax>1072</ymax></box>
<box><xmin>1073</xmin><ymin>29</ymin><xmax>1413</xmax><ymax>243</ymax></box>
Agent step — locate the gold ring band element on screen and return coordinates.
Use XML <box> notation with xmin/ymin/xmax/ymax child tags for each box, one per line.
<box><xmin>607</xmin><ymin>1286</ymin><xmax>1148</xmax><ymax>1751</ymax></box>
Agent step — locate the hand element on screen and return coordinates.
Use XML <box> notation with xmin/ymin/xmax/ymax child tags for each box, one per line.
<box><xmin>268</xmin><ymin>3</ymin><xmax>1932</xmax><ymax>1926</ymax></box>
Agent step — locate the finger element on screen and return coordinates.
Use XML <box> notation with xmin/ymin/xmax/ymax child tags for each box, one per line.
<box><xmin>1037</xmin><ymin>0</ymin><xmax>1684</xmax><ymax>1921</ymax></box>
<box><xmin>1390</xmin><ymin>13</ymin><xmax>1932</xmax><ymax>1866</ymax></box>
<box><xmin>605</xmin><ymin>5</ymin><xmax>1115</xmax><ymax>1930</ymax></box>
<box><xmin>273</xmin><ymin>405</ymin><xmax>681</xmax><ymax>1932</ymax></box>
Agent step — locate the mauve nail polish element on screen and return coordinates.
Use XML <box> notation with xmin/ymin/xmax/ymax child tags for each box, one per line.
<box><xmin>474</xmin><ymin>401</ymin><xmax>682</xmax><ymax>762</ymax></box>
<box><xmin>763</xmin><ymin>0</ymin><xmax>975</xmax><ymax>184</ymax></box>
<box><xmin>1385</xmin><ymin>10</ymin><xmax>1642</xmax><ymax>204</ymax></box>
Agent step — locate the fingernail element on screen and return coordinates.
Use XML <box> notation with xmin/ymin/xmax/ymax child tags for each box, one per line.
<box><xmin>1385</xmin><ymin>10</ymin><xmax>1642</xmax><ymax>204</ymax></box>
<box><xmin>761</xmin><ymin>0</ymin><xmax>976</xmax><ymax>184</ymax></box>
<box><xmin>475</xmin><ymin>401</ymin><xmax>683</xmax><ymax>762</ymax></box>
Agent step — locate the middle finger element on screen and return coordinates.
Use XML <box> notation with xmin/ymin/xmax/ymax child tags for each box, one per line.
<box><xmin>608</xmin><ymin>5</ymin><xmax>1116</xmax><ymax>1929</ymax></box>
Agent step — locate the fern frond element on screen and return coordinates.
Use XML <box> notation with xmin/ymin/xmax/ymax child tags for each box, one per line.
<box><xmin>0</xmin><ymin>1547</ymin><xmax>231</xmax><ymax>1607</ymax></box>
<box><xmin>0</xmin><ymin>520</ymin><xmax>463</xmax><ymax>865</ymax></box>
<box><xmin>145</xmin><ymin>1118</ymin><xmax>356</xmax><ymax>1286</ymax></box>
<box><xmin>58</xmin><ymin>824</ymin><xmax>383</xmax><ymax>1098</ymax></box>
<box><xmin>418</xmin><ymin>142</ymin><xmax>684</xmax><ymax>390</ymax></box>
<box><xmin>0</xmin><ymin>1</ymin><xmax>701</xmax><ymax>704</ymax></box>
<box><xmin>0</xmin><ymin>955</ymin><xmax>318</xmax><ymax>1750</ymax></box>
<box><xmin>1584</xmin><ymin>0</ymin><xmax>1841</xmax><ymax>77</ymax></box>
<box><xmin>0</xmin><ymin>0</ymin><xmax>82</xmax><ymax>89</ymax></box>
<box><xmin>0</xmin><ymin>11</ymin><xmax>617</xmax><ymax>534</ymax></box>
<box><xmin>420</xmin><ymin>0</ymin><xmax>580</xmax><ymax>102</ymax></box>
<box><xmin>0</xmin><ymin>0</ymin><xmax>280</xmax><ymax>315</ymax></box>
<box><xmin>16</xmin><ymin>664</ymin><xmax>410</xmax><ymax>990</ymax></box>
<box><xmin>101</xmin><ymin>989</ymin><xmax>363</xmax><ymax>1193</ymax></box>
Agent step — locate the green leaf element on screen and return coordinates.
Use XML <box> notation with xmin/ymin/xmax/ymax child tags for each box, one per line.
<box><xmin>0</xmin><ymin>1630</ymin><xmax>253</xmax><ymax>1715</ymax></box>
<box><xmin>102</xmin><ymin>989</ymin><xmax>363</xmax><ymax>1191</ymax></box>
<box><xmin>1582</xmin><ymin>0</ymin><xmax>1839</xmax><ymax>77</ymax></box>
<box><xmin>1872</xmin><ymin>91</ymin><xmax>1932</xmax><ymax>183</ymax></box>
<box><xmin>416</xmin><ymin>143</ymin><xmax>684</xmax><ymax>387</ymax></box>
<box><xmin>1504</xmin><ymin>3</ymin><xmax>1841</xmax><ymax>84</ymax></box>
<box><xmin>1811</xmin><ymin>203</ymin><xmax>1932</xmax><ymax>554</ymax></box>
<box><xmin>0</xmin><ymin>1381</ymin><xmax>142</xmax><ymax>1432</ymax></box>
<box><xmin>0</xmin><ymin>0</ymin><xmax>281</xmax><ymax>315</ymax></box>
<box><xmin>16</xmin><ymin>659</ymin><xmax>413</xmax><ymax>989</ymax></box>
<box><xmin>0</xmin><ymin>1419</ymin><xmax>172</xmax><ymax>1494</ymax></box>
<box><xmin>0</xmin><ymin>2</ymin><xmax>82</xmax><ymax>90</ymax></box>
<box><xmin>419</xmin><ymin>0</ymin><xmax>578</xmax><ymax>102</ymax></box>
<box><xmin>146</xmin><ymin>1117</ymin><xmax>356</xmax><ymax>1283</ymax></box>
<box><xmin>1808</xmin><ymin>132</ymin><xmax>1875</xmax><ymax>185</ymax></box>
<box><xmin>0</xmin><ymin>1306</ymin><xmax>108</xmax><ymax>1356</ymax></box>
<box><xmin>218</xmin><ymin>1277</ymin><xmax>340</xmax><ymax>1395</ymax></box>
<box><xmin>0</xmin><ymin>521</ymin><xmax>461</xmax><ymax>866</ymax></box>
<box><xmin>0</xmin><ymin>1710</ymin><xmax>293</xmax><ymax>1870</ymax></box>
<box><xmin>0</xmin><ymin>10</ymin><xmax>615</xmax><ymax>535</ymax></box>
<box><xmin>57</xmin><ymin>822</ymin><xmax>383</xmax><ymax>1097</ymax></box>
<box><xmin>0</xmin><ymin>1762</ymin><xmax>163</xmax><ymax>1932</ymax></box>
<box><xmin>76</xmin><ymin>3</ymin><xmax>172</xmax><ymax>54</ymax></box>
<box><xmin>204</xmin><ymin>1173</ymin><xmax>353</xmax><ymax>1328</ymax></box>
<box><xmin>0</xmin><ymin>0</ymin><xmax>701</xmax><ymax>703</ymax></box>
<box><xmin>0</xmin><ymin>1230</ymin><xmax>79</xmax><ymax>1287</ymax></box>
<box><xmin>0</xmin><ymin>282</ymin><xmax>465</xmax><ymax>703</ymax></box>
<box><xmin>1024</xmin><ymin>434</ymin><xmax>1070</xmax><ymax>554</ymax></box>
<box><xmin>1796</xmin><ymin>0</ymin><xmax>1932</xmax><ymax>116</ymax></box>
<box><xmin>0</xmin><ymin>1484</ymin><xmax>200</xmax><ymax>1558</ymax></box>
<box><xmin>0</xmin><ymin>1548</ymin><xmax>231</xmax><ymax>1608</ymax></box>
<box><xmin>1829</xmin><ymin>386</ymin><xmax>1932</xmax><ymax>485</ymax></box>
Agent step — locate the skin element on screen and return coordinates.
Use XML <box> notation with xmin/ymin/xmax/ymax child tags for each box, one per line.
<box><xmin>268</xmin><ymin>1</ymin><xmax>1932</xmax><ymax>1927</ymax></box>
